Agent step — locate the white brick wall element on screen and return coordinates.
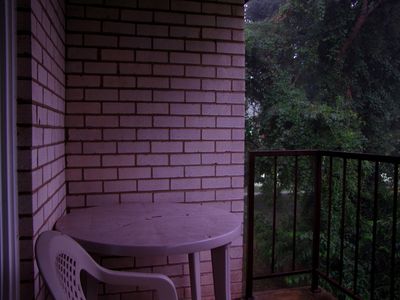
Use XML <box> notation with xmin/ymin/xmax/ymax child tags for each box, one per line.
<box><xmin>65</xmin><ymin>2</ymin><xmax>244</xmax><ymax>298</ymax></box>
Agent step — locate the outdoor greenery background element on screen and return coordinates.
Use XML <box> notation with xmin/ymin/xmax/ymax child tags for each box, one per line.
<box><xmin>244</xmin><ymin>0</ymin><xmax>400</xmax><ymax>298</ymax></box>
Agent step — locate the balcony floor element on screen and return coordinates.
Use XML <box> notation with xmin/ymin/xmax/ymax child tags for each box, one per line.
<box><xmin>253</xmin><ymin>287</ymin><xmax>336</xmax><ymax>300</ymax></box>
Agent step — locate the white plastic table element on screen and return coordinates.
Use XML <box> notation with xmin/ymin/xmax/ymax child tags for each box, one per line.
<box><xmin>55</xmin><ymin>203</ymin><xmax>242</xmax><ymax>300</ymax></box>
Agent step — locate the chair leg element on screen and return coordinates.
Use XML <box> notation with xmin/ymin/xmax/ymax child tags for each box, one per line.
<box><xmin>211</xmin><ymin>244</ymin><xmax>231</xmax><ymax>300</ymax></box>
<box><xmin>189</xmin><ymin>252</ymin><xmax>201</xmax><ymax>300</ymax></box>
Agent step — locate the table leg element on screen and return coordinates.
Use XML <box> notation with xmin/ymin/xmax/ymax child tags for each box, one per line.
<box><xmin>211</xmin><ymin>244</ymin><xmax>231</xmax><ymax>300</ymax></box>
<box><xmin>189</xmin><ymin>252</ymin><xmax>201</xmax><ymax>300</ymax></box>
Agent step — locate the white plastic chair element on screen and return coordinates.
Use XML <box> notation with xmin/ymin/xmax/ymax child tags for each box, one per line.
<box><xmin>35</xmin><ymin>231</ymin><xmax>178</xmax><ymax>300</ymax></box>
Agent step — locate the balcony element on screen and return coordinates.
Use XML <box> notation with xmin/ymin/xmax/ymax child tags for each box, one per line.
<box><xmin>245</xmin><ymin>150</ymin><xmax>399</xmax><ymax>300</ymax></box>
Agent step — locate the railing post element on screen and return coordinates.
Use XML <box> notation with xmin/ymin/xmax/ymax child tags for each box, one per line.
<box><xmin>245</xmin><ymin>152</ymin><xmax>255</xmax><ymax>299</ymax></box>
<box><xmin>311</xmin><ymin>152</ymin><xmax>322</xmax><ymax>292</ymax></box>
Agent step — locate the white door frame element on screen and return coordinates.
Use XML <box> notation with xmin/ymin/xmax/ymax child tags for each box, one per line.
<box><xmin>0</xmin><ymin>0</ymin><xmax>20</xmax><ymax>299</ymax></box>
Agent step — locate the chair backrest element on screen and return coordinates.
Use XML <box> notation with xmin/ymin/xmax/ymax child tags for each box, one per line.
<box><xmin>35</xmin><ymin>231</ymin><xmax>93</xmax><ymax>300</ymax></box>
<box><xmin>36</xmin><ymin>231</ymin><xmax>178</xmax><ymax>300</ymax></box>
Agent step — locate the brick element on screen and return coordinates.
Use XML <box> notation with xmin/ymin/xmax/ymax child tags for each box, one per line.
<box><xmin>86</xmin><ymin>6</ymin><xmax>119</xmax><ymax>19</ymax></box>
<box><xmin>84</xmin><ymin>62</ymin><xmax>117</xmax><ymax>74</ymax></box>
<box><xmin>170</xmin><ymin>129</ymin><xmax>200</xmax><ymax>140</ymax></box>
<box><xmin>186</xmin><ymin>40</ymin><xmax>215</xmax><ymax>52</ymax></box>
<box><xmin>137</xmin><ymin>129</ymin><xmax>169</xmax><ymax>140</ymax></box>
<box><xmin>119</xmin><ymin>36</ymin><xmax>152</xmax><ymax>49</ymax></box>
<box><xmin>170</xmin><ymin>154</ymin><xmax>200</xmax><ymax>166</ymax></box>
<box><xmin>66</xmin><ymin>89</ymin><xmax>84</xmax><ymax>101</ymax></box>
<box><xmin>216</xmin><ymin>188</ymin><xmax>244</xmax><ymax>201</ymax></box>
<box><xmin>118</xmin><ymin>142</ymin><xmax>150</xmax><ymax>153</ymax></box>
<box><xmin>103</xmin><ymin>103</ymin><xmax>136</xmax><ymax>114</ymax></box>
<box><xmin>202</xmin><ymin>54</ymin><xmax>231</xmax><ymax>66</ymax></box>
<box><xmin>67</xmin><ymin>102</ymin><xmax>100</xmax><ymax>114</ymax></box>
<box><xmin>216</xmin><ymin>92</ymin><xmax>244</xmax><ymax>104</ymax></box>
<box><xmin>104</xmin><ymin>180</ymin><xmax>137</xmax><ymax>192</ymax></box>
<box><xmin>154</xmin><ymin>191</ymin><xmax>185</xmax><ymax>202</ymax></box>
<box><xmin>185</xmin><ymin>66</ymin><xmax>215</xmax><ymax>78</ymax></box>
<box><xmin>154</xmin><ymin>64</ymin><xmax>184</xmax><ymax>76</ymax></box>
<box><xmin>170</xmin><ymin>26</ymin><xmax>201</xmax><ymax>38</ymax></box>
<box><xmin>120</xmin><ymin>10</ymin><xmax>152</xmax><ymax>22</ymax></box>
<box><xmin>120</xmin><ymin>90</ymin><xmax>152</xmax><ymax>102</ymax></box>
<box><xmin>217</xmin><ymin>16</ymin><xmax>244</xmax><ymax>29</ymax></box>
<box><xmin>137</xmin><ymin>154</ymin><xmax>168</xmax><ymax>166</ymax></box>
<box><xmin>138</xmin><ymin>179</ymin><xmax>169</xmax><ymax>191</ymax></box>
<box><xmin>232</xmin><ymin>129</ymin><xmax>245</xmax><ymax>140</ymax></box>
<box><xmin>216</xmin><ymin>141</ymin><xmax>244</xmax><ymax>152</ymax></box>
<box><xmin>184</xmin><ymin>141</ymin><xmax>214</xmax><ymax>153</ymax></box>
<box><xmin>67</xmin><ymin>155</ymin><xmax>100</xmax><ymax>168</ymax></box>
<box><xmin>68</xmin><ymin>129</ymin><xmax>101</xmax><ymax>141</ymax></box>
<box><xmin>171</xmin><ymin>78</ymin><xmax>200</xmax><ymax>90</ymax></box>
<box><xmin>84</xmin><ymin>34</ymin><xmax>118</xmax><ymax>47</ymax></box>
<box><xmin>202</xmin><ymin>129</ymin><xmax>231</xmax><ymax>141</ymax></box>
<box><xmin>155</xmin><ymin>12</ymin><xmax>185</xmax><ymax>24</ymax></box>
<box><xmin>217</xmin><ymin>67</ymin><xmax>244</xmax><ymax>79</ymax></box>
<box><xmin>86</xmin><ymin>116</ymin><xmax>119</xmax><ymax>127</ymax></box>
<box><xmin>202</xmin><ymin>153</ymin><xmax>230</xmax><ymax>164</ymax></box>
<box><xmin>68</xmin><ymin>47</ymin><xmax>97</xmax><ymax>60</ymax></box>
<box><xmin>67</xmin><ymin>75</ymin><xmax>100</xmax><ymax>87</ymax></box>
<box><xmin>231</xmin><ymin>153</ymin><xmax>244</xmax><ymax>164</ymax></box>
<box><xmin>151</xmin><ymin>142</ymin><xmax>183</xmax><ymax>153</ymax></box>
<box><xmin>118</xmin><ymin>167</ymin><xmax>151</xmax><ymax>179</ymax></box>
<box><xmin>202</xmin><ymin>79</ymin><xmax>231</xmax><ymax>91</ymax></box>
<box><xmin>86</xmin><ymin>89</ymin><xmax>118</xmax><ymax>101</ymax></box>
<box><xmin>103</xmin><ymin>129</ymin><xmax>136</xmax><ymax>140</ymax></box>
<box><xmin>67</xmin><ymin>19</ymin><xmax>100</xmax><ymax>32</ymax></box>
<box><xmin>83</xmin><ymin>142</ymin><xmax>116</xmax><ymax>154</ymax></box>
<box><xmin>232</xmin><ymin>30</ymin><xmax>244</xmax><ymax>42</ymax></box>
<box><xmin>171</xmin><ymin>0</ymin><xmax>201</xmax><ymax>12</ymax></box>
<box><xmin>137</xmin><ymin>24</ymin><xmax>169</xmax><ymax>37</ymax></box>
<box><xmin>171</xmin><ymin>178</ymin><xmax>200</xmax><ymax>190</ymax></box>
<box><xmin>137</xmin><ymin>77</ymin><xmax>169</xmax><ymax>89</ymax></box>
<box><xmin>185</xmin><ymin>190</ymin><xmax>215</xmax><ymax>202</ymax></box>
<box><xmin>120</xmin><ymin>63</ymin><xmax>152</xmax><ymax>75</ymax></box>
<box><xmin>102</xmin><ymin>154</ymin><xmax>135</xmax><ymax>167</ymax></box>
<box><xmin>84</xmin><ymin>168</ymin><xmax>117</xmax><ymax>180</ymax></box>
<box><xmin>186</xmin><ymin>116</ymin><xmax>215</xmax><ymax>128</ymax></box>
<box><xmin>232</xmin><ymin>176</ymin><xmax>244</xmax><ymax>188</ymax></box>
<box><xmin>185</xmin><ymin>166</ymin><xmax>215</xmax><ymax>177</ymax></box>
<box><xmin>216</xmin><ymin>165</ymin><xmax>244</xmax><ymax>176</ymax></box>
<box><xmin>202</xmin><ymin>3</ymin><xmax>231</xmax><ymax>15</ymax></box>
<box><xmin>153</xmin><ymin>167</ymin><xmax>184</xmax><ymax>178</ymax></box>
<box><xmin>232</xmin><ymin>80</ymin><xmax>245</xmax><ymax>91</ymax></box>
<box><xmin>202</xmin><ymin>177</ymin><xmax>230</xmax><ymax>189</ymax></box>
<box><xmin>102</xmin><ymin>49</ymin><xmax>134</xmax><ymax>62</ymax></box>
<box><xmin>170</xmin><ymin>104</ymin><xmax>200</xmax><ymax>115</ymax></box>
<box><xmin>185</xmin><ymin>91</ymin><xmax>215</xmax><ymax>103</ymax></box>
<box><xmin>120</xmin><ymin>116</ymin><xmax>152</xmax><ymax>127</ymax></box>
<box><xmin>67</xmin><ymin>61</ymin><xmax>83</xmax><ymax>73</ymax></box>
<box><xmin>154</xmin><ymin>90</ymin><xmax>184</xmax><ymax>102</ymax></box>
<box><xmin>217</xmin><ymin>42</ymin><xmax>244</xmax><ymax>54</ymax></box>
<box><xmin>154</xmin><ymin>116</ymin><xmax>184</xmax><ymax>128</ymax></box>
<box><xmin>137</xmin><ymin>51</ymin><xmax>169</xmax><ymax>63</ymax></box>
<box><xmin>170</xmin><ymin>52</ymin><xmax>200</xmax><ymax>65</ymax></box>
<box><xmin>202</xmin><ymin>104</ymin><xmax>231</xmax><ymax>116</ymax></box>
<box><xmin>186</xmin><ymin>14</ymin><xmax>215</xmax><ymax>26</ymax></box>
<box><xmin>154</xmin><ymin>38</ymin><xmax>184</xmax><ymax>51</ymax></box>
<box><xmin>103</xmin><ymin>21</ymin><xmax>135</xmax><ymax>35</ymax></box>
<box><xmin>217</xmin><ymin>117</ymin><xmax>244</xmax><ymax>128</ymax></box>
<box><xmin>69</xmin><ymin>181</ymin><xmax>102</xmax><ymax>194</ymax></box>
<box><xmin>66</xmin><ymin>116</ymin><xmax>84</xmax><ymax>127</ymax></box>
<box><xmin>137</xmin><ymin>103</ymin><xmax>169</xmax><ymax>114</ymax></box>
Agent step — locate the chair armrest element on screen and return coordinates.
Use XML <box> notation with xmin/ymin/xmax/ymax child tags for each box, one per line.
<box><xmin>96</xmin><ymin>266</ymin><xmax>178</xmax><ymax>300</ymax></box>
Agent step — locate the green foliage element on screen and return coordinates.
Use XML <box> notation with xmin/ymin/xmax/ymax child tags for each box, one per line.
<box><xmin>246</xmin><ymin>0</ymin><xmax>400</xmax><ymax>298</ymax></box>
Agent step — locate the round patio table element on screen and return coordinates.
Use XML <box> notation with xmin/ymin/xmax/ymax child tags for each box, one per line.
<box><xmin>55</xmin><ymin>203</ymin><xmax>242</xmax><ymax>300</ymax></box>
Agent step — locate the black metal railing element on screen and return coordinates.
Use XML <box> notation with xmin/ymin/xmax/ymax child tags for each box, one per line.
<box><xmin>245</xmin><ymin>150</ymin><xmax>399</xmax><ymax>299</ymax></box>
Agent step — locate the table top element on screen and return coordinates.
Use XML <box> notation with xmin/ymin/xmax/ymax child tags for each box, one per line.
<box><xmin>55</xmin><ymin>203</ymin><xmax>242</xmax><ymax>256</ymax></box>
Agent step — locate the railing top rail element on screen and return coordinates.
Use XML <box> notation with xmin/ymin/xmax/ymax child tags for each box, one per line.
<box><xmin>248</xmin><ymin>149</ymin><xmax>400</xmax><ymax>163</ymax></box>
